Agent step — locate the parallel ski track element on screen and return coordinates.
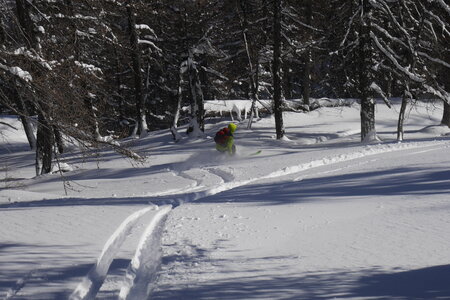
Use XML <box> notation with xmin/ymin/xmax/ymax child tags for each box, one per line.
<box><xmin>69</xmin><ymin>206</ymin><xmax>159</xmax><ymax>300</ymax></box>
<box><xmin>118</xmin><ymin>205</ymin><xmax>172</xmax><ymax>300</ymax></box>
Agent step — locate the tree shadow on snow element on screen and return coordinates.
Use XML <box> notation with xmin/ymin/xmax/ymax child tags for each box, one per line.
<box><xmin>0</xmin><ymin>245</ymin><xmax>130</xmax><ymax>300</ymax></box>
<box><xmin>353</xmin><ymin>264</ymin><xmax>450</xmax><ymax>299</ymax></box>
<box><xmin>151</xmin><ymin>263</ymin><xmax>450</xmax><ymax>300</ymax></box>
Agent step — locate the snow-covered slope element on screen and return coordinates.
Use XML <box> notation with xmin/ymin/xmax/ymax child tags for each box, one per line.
<box><xmin>1</xmin><ymin>100</ymin><xmax>450</xmax><ymax>299</ymax></box>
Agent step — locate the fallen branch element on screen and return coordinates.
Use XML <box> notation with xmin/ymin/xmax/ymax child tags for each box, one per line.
<box><xmin>0</xmin><ymin>121</ymin><xmax>18</xmax><ymax>130</ymax></box>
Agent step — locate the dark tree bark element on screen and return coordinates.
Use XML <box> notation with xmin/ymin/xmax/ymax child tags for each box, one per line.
<box><xmin>127</xmin><ymin>3</ymin><xmax>146</xmax><ymax>137</ymax></box>
<box><xmin>0</xmin><ymin>15</ymin><xmax>6</xmax><ymax>45</ymax></box>
<box><xmin>83</xmin><ymin>97</ymin><xmax>101</xmax><ymax>139</ymax></box>
<box><xmin>397</xmin><ymin>90</ymin><xmax>409</xmax><ymax>141</ymax></box>
<box><xmin>273</xmin><ymin>0</ymin><xmax>285</xmax><ymax>139</ymax></box>
<box><xmin>16</xmin><ymin>0</ymin><xmax>54</xmax><ymax>173</ymax></box>
<box><xmin>53</xmin><ymin>126</ymin><xmax>64</xmax><ymax>154</ymax></box>
<box><xmin>15</xmin><ymin>0</ymin><xmax>38</xmax><ymax>49</ymax></box>
<box><xmin>302</xmin><ymin>0</ymin><xmax>313</xmax><ymax>108</ymax></box>
<box><xmin>15</xmin><ymin>88</ymin><xmax>36</xmax><ymax>150</ymax></box>
<box><xmin>237</xmin><ymin>0</ymin><xmax>260</xmax><ymax>128</ymax></box>
<box><xmin>441</xmin><ymin>101</ymin><xmax>450</xmax><ymax>127</ymax></box>
<box><xmin>187</xmin><ymin>52</ymin><xmax>205</xmax><ymax>132</ymax></box>
<box><xmin>358</xmin><ymin>0</ymin><xmax>375</xmax><ymax>142</ymax></box>
<box><xmin>36</xmin><ymin>112</ymin><xmax>54</xmax><ymax>176</ymax></box>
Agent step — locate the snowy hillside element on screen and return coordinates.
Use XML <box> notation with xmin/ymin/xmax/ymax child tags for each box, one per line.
<box><xmin>1</xmin><ymin>100</ymin><xmax>450</xmax><ymax>300</ymax></box>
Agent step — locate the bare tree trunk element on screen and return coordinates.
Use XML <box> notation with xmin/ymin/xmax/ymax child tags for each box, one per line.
<box><xmin>359</xmin><ymin>0</ymin><xmax>376</xmax><ymax>142</ymax></box>
<box><xmin>302</xmin><ymin>0</ymin><xmax>313</xmax><ymax>108</ymax></box>
<box><xmin>187</xmin><ymin>51</ymin><xmax>205</xmax><ymax>132</ymax></box>
<box><xmin>16</xmin><ymin>0</ymin><xmax>54</xmax><ymax>173</ymax></box>
<box><xmin>127</xmin><ymin>3</ymin><xmax>146</xmax><ymax>138</ymax></box>
<box><xmin>83</xmin><ymin>97</ymin><xmax>101</xmax><ymax>140</ymax></box>
<box><xmin>273</xmin><ymin>0</ymin><xmax>285</xmax><ymax>139</ymax></box>
<box><xmin>36</xmin><ymin>112</ymin><xmax>53</xmax><ymax>176</ymax></box>
<box><xmin>15</xmin><ymin>0</ymin><xmax>38</xmax><ymax>49</ymax></box>
<box><xmin>14</xmin><ymin>84</ymin><xmax>36</xmax><ymax>150</ymax></box>
<box><xmin>0</xmin><ymin>15</ymin><xmax>5</xmax><ymax>44</ymax></box>
<box><xmin>170</xmin><ymin>63</ymin><xmax>184</xmax><ymax>142</ymax></box>
<box><xmin>53</xmin><ymin>125</ymin><xmax>64</xmax><ymax>154</ymax></box>
<box><xmin>441</xmin><ymin>101</ymin><xmax>450</xmax><ymax>127</ymax></box>
<box><xmin>20</xmin><ymin>114</ymin><xmax>36</xmax><ymax>150</ymax></box>
<box><xmin>397</xmin><ymin>90</ymin><xmax>409</xmax><ymax>141</ymax></box>
<box><xmin>237</xmin><ymin>0</ymin><xmax>260</xmax><ymax>129</ymax></box>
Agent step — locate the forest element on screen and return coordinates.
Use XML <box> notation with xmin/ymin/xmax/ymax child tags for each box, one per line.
<box><xmin>0</xmin><ymin>0</ymin><xmax>449</xmax><ymax>175</ymax></box>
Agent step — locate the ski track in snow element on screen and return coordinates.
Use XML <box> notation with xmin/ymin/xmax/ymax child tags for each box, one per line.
<box><xmin>264</xmin><ymin>141</ymin><xmax>449</xmax><ymax>180</ymax></box>
<box><xmin>205</xmin><ymin>167</ymin><xmax>235</xmax><ymax>183</ymax></box>
<box><xmin>118</xmin><ymin>205</ymin><xmax>172</xmax><ymax>300</ymax></box>
<box><xmin>69</xmin><ymin>205</ymin><xmax>163</xmax><ymax>300</ymax></box>
<box><xmin>172</xmin><ymin>140</ymin><xmax>449</xmax><ymax>205</ymax></box>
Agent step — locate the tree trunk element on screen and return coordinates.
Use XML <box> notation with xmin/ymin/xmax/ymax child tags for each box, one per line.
<box><xmin>243</xmin><ymin>28</ymin><xmax>260</xmax><ymax>129</ymax></box>
<box><xmin>273</xmin><ymin>0</ymin><xmax>285</xmax><ymax>139</ymax></box>
<box><xmin>359</xmin><ymin>0</ymin><xmax>376</xmax><ymax>142</ymax></box>
<box><xmin>303</xmin><ymin>50</ymin><xmax>312</xmax><ymax>108</ymax></box>
<box><xmin>237</xmin><ymin>0</ymin><xmax>260</xmax><ymax>129</ymax></box>
<box><xmin>35</xmin><ymin>113</ymin><xmax>53</xmax><ymax>176</ymax></box>
<box><xmin>397</xmin><ymin>92</ymin><xmax>409</xmax><ymax>141</ymax></box>
<box><xmin>15</xmin><ymin>0</ymin><xmax>38</xmax><ymax>50</ymax></box>
<box><xmin>127</xmin><ymin>3</ymin><xmax>146</xmax><ymax>138</ymax></box>
<box><xmin>20</xmin><ymin>114</ymin><xmax>36</xmax><ymax>151</ymax></box>
<box><xmin>53</xmin><ymin>125</ymin><xmax>64</xmax><ymax>154</ymax></box>
<box><xmin>14</xmin><ymin>85</ymin><xmax>36</xmax><ymax>150</ymax></box>
<box><xmin>283</xmin><ymin>63</ymin><xmax>292</xmax><ymax>100</ymax></box>
<box><xmin>187</xmin><ymin>51</ymin><xmax>205</xmax><ymax>132</ymax></box>
<box><xmin>302</xmin><ymin>0</ymin><xmax>313</xmax><ymax>108</ymax></box>
<box><xmin>441</xmin><ymin>101</ymin><xmax>450</xmax><ymax>127</ymax></box>
<box><xmin>170</xmin><ymin>63</ymin><xmax>184</xmax><ymax>142</ymax></box>
<box><xmin>0</xmin><ymin>16</ymin><xmax>5</xmax><ymax>44</ymax></box>
<box><xmin>84</xmin><ymin>97</ymin><xmax>101</xmax><ymax>140</ymax></box>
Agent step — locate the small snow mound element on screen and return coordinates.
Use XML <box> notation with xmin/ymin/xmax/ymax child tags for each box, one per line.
<box><xmin>51</xmin><ymin>162</ymin><xmax>73</xmax><ymax>173</ymax></box>
<box><xmin>420</xmin><ymin>125</ymin><xmax>450</xmax><ymax>136</ymax></box>
<box><xmin>97</xmin><ymin>135</ymin><xmax>120</xmax><ymax>146</ymax></box>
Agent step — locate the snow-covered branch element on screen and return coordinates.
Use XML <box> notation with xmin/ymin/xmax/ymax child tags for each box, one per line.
<box><xmin>370</xmin><ymin>82</ymin><xmax>392</xmax><ymax>108</ymax></box>
<box><xmin>424</xmin><ymin>84</ymin><xmax>450</xmax><ymax>103</ymax></box>
<box><xmin>340</xmin><ymin>7</ymin><xmax>361</xmax><ymax>47</ymax></box>
<box><xmin>417</xmin><ymin>51</ymin><xmax>450</xmax><ymax>68</ymax></box>
<box><xmin>372</xmin><ymin>23</ymin><xmax>408</xmax><ymax>49</ymax></box>
<box><xmin>370</xmin><ymin>32</ymin><xmax>424</xmax><ymax>83</ymax></box>
<box><xmin>0</xmin><ymin>63</ymin><xmax>33</xmax><ymax>82</ymax></box>
<box><xmin>12</xmin><ymin>47</ymin><xmax>53</xmax><ymax>70</ymax></box>
<box><xmin>74</xmin><ymin>61</ymin><xmax>103</xmax><ymax>75</ymax></box>
<box><xmin>137</xmin><ymin>39</ymin><xmax>162</xmax><ymax>53</ymax></box>
<box><xmin>431</xmin><ymin>0</ymin><xmax>450</xmax><ymax>16</ymax></box>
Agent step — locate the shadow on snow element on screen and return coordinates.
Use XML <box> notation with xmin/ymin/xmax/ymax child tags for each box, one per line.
<box><xmin>152</xmin><ymin>260</ymin><xmax>450</xmax><ymax>300</ymax></box>
<box><xmin>197</xmin><ymin>166</ymin><xmax>450</xmax><ymax>206</ymax></box>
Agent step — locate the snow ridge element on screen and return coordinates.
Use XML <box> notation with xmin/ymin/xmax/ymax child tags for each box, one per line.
<box><xmin>263</xmin><ymin>141</ymin><xmax>448</xmax><ymax>180</ymax></box>
<box><xmin>69</xmin><ymin>206</ymin><xmax>157</xmax><ymax>300</ymax></box>
<box><xmin>175</xmin><ymin>140</ymin><xmax>449</xmax><ymax>205</ymax></box>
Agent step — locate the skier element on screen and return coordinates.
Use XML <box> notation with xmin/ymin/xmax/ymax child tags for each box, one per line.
<box><xmin>214</xmin><ymin>123</ymin><xmax>237</xmax><ymax>155</ymax></box>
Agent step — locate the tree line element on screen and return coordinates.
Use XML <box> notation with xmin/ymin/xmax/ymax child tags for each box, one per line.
<box><xmin>0</xmin><ymin>0</ymin><xmax>448</xmax><ymax>175</ymax></box>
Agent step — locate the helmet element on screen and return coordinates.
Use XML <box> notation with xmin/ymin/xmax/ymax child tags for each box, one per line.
<box><xmin>228</xmin><ymin>123</ymin><xmax>237</xmax><ymax>133</ymax></box>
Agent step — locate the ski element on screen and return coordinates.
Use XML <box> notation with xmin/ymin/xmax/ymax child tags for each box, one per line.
<box><xmin>249</xmin><ymin>150</ymin><xmax>262</xmax><ymax>156</ymax></box>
